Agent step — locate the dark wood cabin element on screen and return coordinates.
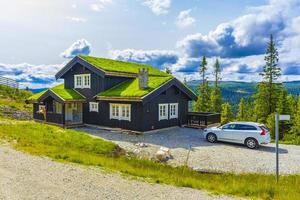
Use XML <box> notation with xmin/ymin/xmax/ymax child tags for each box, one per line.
<box><xmin>27</xmin><ymin>55</ymin><xmax>197</xmax><ymax>132</ymax></box>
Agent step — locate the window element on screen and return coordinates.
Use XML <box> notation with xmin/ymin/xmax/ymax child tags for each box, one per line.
<box><xmin>236</xmin><ymin>124</ymin><xmax>257</xmax><ymax>130</ymax></box>
<box><xmin>53</xmin><ymin>101</ymin><xmax>62</xmax><ymax>114</ymax></box>
<box><xmin>110</xmin><ymin>104</ymin><xmax>131</xmax><ymax>121</ymax></box>
<box><xmin>158</xmin><ymin>104</ymin><xmax>168</xmax><ymax>121</ymax></box>
<box><xmin>74</xmin><ymin>74</ymin><xmax>90</xmax><ymax>88</ymax></box>
<box><xmin>222</xmin><ymin>124</ymin><xmax>236</xmax><ymax>130</ymax></box>
<box><xmin>38</xmin><ymin>105</ymin><xmax>45</xmax><ymax>111</ymax></box>
<box><xmin>169</xmin><ymin>103</ymin><xmax>178</xmax><ymax>119</ymax></box>
<box><xmin>89</xmin><ymin>102</ymin><xmax>98</xmax><ymax>112</ymax></box>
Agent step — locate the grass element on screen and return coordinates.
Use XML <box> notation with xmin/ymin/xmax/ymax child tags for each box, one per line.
<box><xmin>79</xmin><ymin>55</ymin><xmax>168</xmax><ymax>77</ymax></box>
<box><xmin>0</xmin><ymin>119</ymin><xmax>299</xmax><ymax>200</ymax></box>
<box><xmin>27</xmin><ymin>84</ymin><xmax>85</xmax><ymax>101</ymax></box>
<box><xmin>98</xmin><ymin>76</ymin><xmax>172</xmax><ymax>97</ymax></box>
<box><xmin>0</xmin><ymin>85</ymin><xmax>32</xmax><ymax>112</ymax></box>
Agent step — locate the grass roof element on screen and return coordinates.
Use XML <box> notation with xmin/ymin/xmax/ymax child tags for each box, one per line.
<box><xmin>79</xmin><ymin>55</ymin><xmax>168</xmax><ymax>77</ymax></box>
<box><xmin>27</xmin><ymin>84</ymin><xmax>85</xmax><ymax>101</ymax></box>
<box><xmin>97</xmin><ymin>76</ymin><xmax>173</xmax><ymax>98</ymax></box>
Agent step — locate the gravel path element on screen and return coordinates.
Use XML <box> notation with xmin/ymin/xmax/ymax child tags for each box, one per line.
<box><xmin>0</xmin><ymin>144</ymin><xmax>237</xmax><ymax>200</ymax></box>
<box><xmin>78</xmin><ymin>126</ymin><xmax>300</xmax><ymax>174</ymax></box>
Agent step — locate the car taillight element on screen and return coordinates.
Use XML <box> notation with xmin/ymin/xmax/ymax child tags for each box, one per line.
<box><xmin>260</xmin><ymin>127</ymin><xmax>266</xmax><ymax>135</ymax></box>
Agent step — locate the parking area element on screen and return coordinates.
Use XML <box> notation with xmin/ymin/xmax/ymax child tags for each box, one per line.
<box><xmin>76</xmin><ymin>126</ymin><xmax>300</xmax><ymax>174</ymax></box>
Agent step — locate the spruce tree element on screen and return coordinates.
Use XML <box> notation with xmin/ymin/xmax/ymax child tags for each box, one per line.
<box><xmin>210</xmin><ymin>58</ymin><xmax>222</xmax><ymax>113</ymax></box>
<box><xmin>194</xmin><ymin>56</ymin><xmax>210</xmax><ymax>112</ymax></box>
<box><xmin>259</xmin><ymin>34</ymin><xmax>281</xmax><ymax>114</ymax></box>
<box><xmin>236</xmin><ymin>98</ymin><xmax>246</xmax><ymax>121</ymax></box>
<box><xmin>221</xmin><ymin>102</ymin><xmax>233</xmax><ymax>124</ymax></box>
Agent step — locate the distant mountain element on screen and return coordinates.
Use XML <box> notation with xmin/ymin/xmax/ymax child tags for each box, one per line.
<box><xmin>30</xmin><ymin>88</ymin><xmax>47</xmax><ymax>93</ymax></box>
<box><xmin>187</xmin><ymin>80</ymin><xmax>300</xmax><ymax>111</ymax></box>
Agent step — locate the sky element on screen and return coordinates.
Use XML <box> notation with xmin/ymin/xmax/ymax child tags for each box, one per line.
<box><xmin>0</xmin><ymin>0</ymin><xmax>300</xmax><ymax>89</ymax></box>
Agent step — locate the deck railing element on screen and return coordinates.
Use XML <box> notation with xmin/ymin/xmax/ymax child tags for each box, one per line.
<box><xmin>187</xmin><ymin>112</ymin><xmax>221</xmax><ymax>128</ymax></box>
<box><xmin>0</xmin><ymin>76</ymin><xmax>19</xmax><ymax>88</ymax></box>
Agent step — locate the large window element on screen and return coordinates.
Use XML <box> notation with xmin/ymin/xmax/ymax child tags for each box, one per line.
<box><xmin>110</xmin><ymin>104</ymin><xmax>131</xmax><ymax>121</ymax></box>
<box><xmin>169</xmin><ymin>103</ymin><xmax>178</xmax><ymax>119</ymax></box>
<box><xmin>53</xmin><ymin>101</ymin><xmax>62</xmax><ymax>114</ymax></box>
<box><xmin>74</xmin><ymin>74</ymin><xmax>90</xmax><ymax>88</ymax></box>
<box><xmin>158</xmin><ymin>104</ymin><xmax>168</xmax><ymax>121</ymax></box>
<box><xmin>89</xmin><ymin>102</ymin><xmax>99</xmax><ymax>112</ymax></box>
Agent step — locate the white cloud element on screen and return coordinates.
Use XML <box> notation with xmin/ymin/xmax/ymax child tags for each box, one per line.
<box><xmin>90</xmin><ymin>0</ymin><xmax>113</xmax><ymax>12</ymax></box>
<box><xmin>176</xmin><ymin>9</ymin><xmax>195</xmax><ymax>28</ymax></box>
<box><xmin>71</xmin><ymin>4</ymin><xmax>77</xmax><ymax>9</ymax></box>
<box><xmin>143</xmin><ymin>0</ymin><xmax>171</xmax><ymax>15</ymax></box>
<box><xmin>66</xmin><ymin>16</ymin><xmax>86</xmax><ymax>23</ymax></box>
<box><xmin>0</xmin><ymin>62</ymin><xmax>65</xmax><ymax>89</ymax></box>
<box><xmin>60</xmin><ymin>39</ymin><xmax>91</xmax><ymax>59</ymax></box>
<box><xmin>109</xmin><ymin>49</ymin><xmax>178</xmax><ymax>69</ymax></box>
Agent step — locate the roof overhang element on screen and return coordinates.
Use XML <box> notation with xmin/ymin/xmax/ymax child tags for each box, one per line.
<box><xmin>96</xmin><ymin>96</ymin><xmax>142</xmax><ymax>102</ymax></box>
<box><xmin>55</xmin><ymin>56</ymin><xmax>106</xmax><ymax>79</ymax></box>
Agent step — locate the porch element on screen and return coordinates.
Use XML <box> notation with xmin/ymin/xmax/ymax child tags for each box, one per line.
<box><xmin>34</xmin><ymin>98</ymin><xmax>84</xmax><ymax>127</ymax></box>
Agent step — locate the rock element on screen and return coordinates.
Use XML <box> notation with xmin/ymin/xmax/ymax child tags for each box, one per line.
<box><xmin>135</xmin><ymin>142</ymin><xmax>148</xmax><ymax>148</ymax></box>
<box><xmin>155</xmin><ymin>147</ymin><xmax>171</xmax><ymax>162</ymax></box>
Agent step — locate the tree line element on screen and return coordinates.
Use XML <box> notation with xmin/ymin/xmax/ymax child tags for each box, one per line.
<box><xmin>193</xmin><ymin>35</ymin><xmax>300</xmax><ymax>142</ymax></box>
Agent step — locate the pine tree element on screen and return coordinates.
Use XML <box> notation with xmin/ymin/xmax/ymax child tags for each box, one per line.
<box><xmin>290</xmin><ymin>96</ymin><xmax>300</xmax><ymax>136</ymax></box>
<box><xmin>165</xmin><ymin>67</ymin><xmax>172</xmax><ymax>74</ymax></box>
<box><xmin>221</xmin><ymin>102</ymin><xmax>233</xmax><ymax>124</ymax></box>
<box><xmin>183</xmin><ymin>77</ymin><xmax>187</xmax><ymax>85</ymax></box>
<box><xmin>210</xmin><ymin>58</ymin><xmax>222</xmax><ymax>113</ymax></box>
<box><xmin>194</xmin><ymin>56</ymin><xmax>210</xmax><ymax>112</ymax></box>
<box><xmin>236</xmin><ymin>98</ymin><xmax>246</xmax><ymax>121</ymax></box>
<box><xmin>259</xmin><ymin>34</ymin><xmax>281</xmax><ymax>114</ymax></box>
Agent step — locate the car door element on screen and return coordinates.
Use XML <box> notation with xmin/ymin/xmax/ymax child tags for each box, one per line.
<box><xmin>230</xmin><ymin>124</ymin><xmax>258</xmax><ymax>143</ymax></box>
<box><xmin>219</xmin><ymin>123</ymin><xmax>236</xmax><ymax>141</ymax></box>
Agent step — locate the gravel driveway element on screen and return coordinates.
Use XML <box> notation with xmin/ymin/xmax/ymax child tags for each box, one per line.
<box><xmin>77</xmin><ymin>126</ymin><xmax>300</xmax><ymax>174</ymax></box>
<box><xmin>0</xmin><ymin>144</ymin><xmax>237</xmax><ymax>200</ymax></box>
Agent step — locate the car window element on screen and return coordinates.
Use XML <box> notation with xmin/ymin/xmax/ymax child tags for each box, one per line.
<box><xmin>236</xmin><ymin>124</ymin><xmax>257</xmax><ymax>130</ymax></box>
<box><xmin>222</xmin><ymin>124</ymin><xmax>236</xmax><ymax>130</ymax></box>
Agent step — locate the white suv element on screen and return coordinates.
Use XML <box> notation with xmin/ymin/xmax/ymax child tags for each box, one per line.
<box><xmin>204</xmin><ymin>122</ymin><xmax>271</xmax><ymax>149</ymax></box>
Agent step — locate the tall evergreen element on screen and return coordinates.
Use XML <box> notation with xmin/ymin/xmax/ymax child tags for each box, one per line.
<box><xmin>194</xmin><ymin>56</ymin><xmax>210</xmax><ymax>112</ymax></box>
<box><xmin>259</xmin><ymin>34</ymin><xmax>281</xmax><ymax>114</ymax></box>
<box><xmin>253</xmin><ymin>34</ymin><xmax>281</xmax><ymax>123</ymax></box>
<box><xmin>210</xmin><ymin>58</ymin><xmax>222</xmax><ymax>113</ymax></box>
<box><xmin>221</xmin><ymin>102</ymin><xmax>233</xmax><ymax>124</ymax></box>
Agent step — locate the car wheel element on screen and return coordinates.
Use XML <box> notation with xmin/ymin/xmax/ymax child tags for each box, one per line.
<box><xmin>245</xmin><ymin>138</ymin><xmax>258</xmax><ymax>149</ymax></box>
<box><xmin>206</xmin><ymin>133</ymin><xmax>217</xmax><ymax>143</ymax></box>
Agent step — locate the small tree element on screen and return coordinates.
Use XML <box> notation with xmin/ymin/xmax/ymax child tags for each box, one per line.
<box><xmin>221</xmin><ymin>102</ymin><xmax>233</xmax><ymax>124</ymax></box>
<box><xmin>165</xmin><ymin>66</ymin><xmax>172</xmax><ymax>74</ymax></box>
<box><xmin>236</xmin><ymin>98</ymin><xmax>246</xmax><ymax>121</ymax></box>
<box><xmin>194</xmin><ymin>56</ymin><xmax>211</xmax><ymax>112</ymax></box>
<box><xmin>210</xmin><ymin>58</ymin><xmax>222</xmax><ymax>113</ymax></box>
<box><xmin>290</xmin><ymin>96</ymin><xmax>300</xmax><ymax>136</ymax></box>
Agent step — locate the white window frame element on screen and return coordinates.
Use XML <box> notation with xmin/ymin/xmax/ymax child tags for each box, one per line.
<box><xmin>109</xmin><ymin>103</ymin><xmax>131</xmax><ymax>121</ymax></box>
<box><xmin>89</xmin><ymin>102</ymin><xmax>99</xmax><ymax>112</ymax></box>
<box><xmin>169</xmin><ymin>103</ymin><xmax>178</xmax><ymax>119</ymax></box>
<box><xmin>74</xmin><ymin>74</ymin><xmax>91</xmax><ymax>89</ymax></box>
<box><xmin>38</xmin><ymin>105</ymin><xmax>45</xmax><ymax>111</ymax></box>
<box><xmin>158</xmin><ymin>104</ymin><xmax>168</xmax><ymax>121</ymax></box>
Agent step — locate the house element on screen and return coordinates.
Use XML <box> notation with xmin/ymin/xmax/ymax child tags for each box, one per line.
<box><xmin>27</xmin><ymin>55</ymin><xmax>197</xmax><ymax>132</ymax></box>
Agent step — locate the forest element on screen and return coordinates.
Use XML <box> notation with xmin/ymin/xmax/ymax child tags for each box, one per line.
<box><xmin>189</xmin><ymin>35</ymin><xmax>300</xmax><ymax>144</ymax></box>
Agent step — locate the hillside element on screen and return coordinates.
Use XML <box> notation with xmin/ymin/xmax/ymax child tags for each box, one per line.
<box><xmin>0</xmin><ymin>85</ymin><xmax>33</xmax><ymax>119</ymax></box>
<box><xmin>188</xmin><ymin>80</ymin><xmax>300</xmax><ymax>110</ymax></box>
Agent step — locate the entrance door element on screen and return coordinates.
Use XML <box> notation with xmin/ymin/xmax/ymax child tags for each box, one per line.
<box><xmin>65</xmin><ymin>103</ymin><xmax>83</xmax><ymax>124</ymax></box>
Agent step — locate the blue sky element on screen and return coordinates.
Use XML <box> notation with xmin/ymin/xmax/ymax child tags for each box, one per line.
<box><xmin>0</xmin><ymin>0</ymin><xmax>300</xmax><ymax>88</ymax></box>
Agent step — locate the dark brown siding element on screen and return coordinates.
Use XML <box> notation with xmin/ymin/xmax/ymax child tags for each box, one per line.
<box><xmin>83</xmin><ymin>101</ymin><xmax>144</xmax><ymax>131</ymax></box>
<box><xmin>141</xmin><ymin>86</ymin><xmax>189</xmax><ymax>131</ymax></box>
<box><xmin>62</xmin><ymin>63</ymin><xmax>131</xmax><ymax>100</ymax></box>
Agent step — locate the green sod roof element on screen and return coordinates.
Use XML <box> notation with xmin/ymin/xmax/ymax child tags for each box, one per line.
<box><xmin>97</xmin><ymin>76</ymin><xmax>173</xmax><ymax>98</ymax></box>
<box><xmin>27</xmin><ymin>84</ymin><xmax>85</xmax><ymax>102</ymax></box>
<box><xmin>79</xmin><ymin>55</ymin><xmax>168</xmax><ymax>77</ymax></box>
